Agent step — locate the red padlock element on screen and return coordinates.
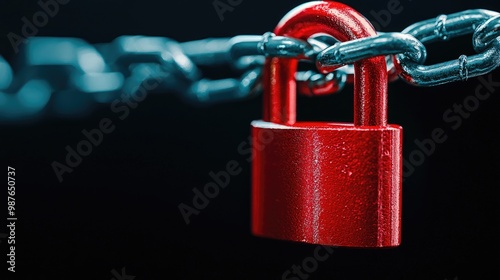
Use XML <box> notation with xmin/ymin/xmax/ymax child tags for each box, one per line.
<box><xmin>251</xmin><ymin>1</ymin><xmax>403</xmax><ymax>247</ymax></box>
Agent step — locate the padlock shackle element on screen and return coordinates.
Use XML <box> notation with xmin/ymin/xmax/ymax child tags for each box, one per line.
<box><xmin>263</xmin><ymin>1</ymin><xmax>388</xmax><ymax>126</ymax></box>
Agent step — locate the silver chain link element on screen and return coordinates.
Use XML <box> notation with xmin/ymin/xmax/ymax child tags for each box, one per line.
<box><xmin>1</xmin><ymin>9</ymin><xmax>499</xmax><ymax>122</ymax></box>
<box><xmin>394</xmin><ymin>9</ymin><xmax>500</xmax><ymax>86</ymax></box>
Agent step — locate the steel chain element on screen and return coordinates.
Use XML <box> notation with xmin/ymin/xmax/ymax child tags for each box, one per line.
<box><xmin>1</xmin><ymin>9</ymin><xmax>499</xmax><ymax>121</ymax></box>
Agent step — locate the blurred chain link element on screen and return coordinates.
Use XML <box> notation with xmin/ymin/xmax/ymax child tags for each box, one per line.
<box><xmin>0</xmin><ymin>9</ymin><xmax>499</xmax><ymax>122</ymax></box>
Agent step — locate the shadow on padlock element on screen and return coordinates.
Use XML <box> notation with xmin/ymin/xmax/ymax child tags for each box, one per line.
<box><xmin>251</xmin><ymin>1</ymin><xmax>403</xmax><ymax>248</ymax></box>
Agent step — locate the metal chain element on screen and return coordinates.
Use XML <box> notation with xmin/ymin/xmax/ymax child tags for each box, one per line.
<box><xmin>1</xmin><ymin>9</ymin><xmax>499</xmax><ymax>122</ymax></box>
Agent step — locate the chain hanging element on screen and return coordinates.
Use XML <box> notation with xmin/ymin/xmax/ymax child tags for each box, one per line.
<box><xmin>1</xmin><ymin>9</ymin><xmax>499</xmax><ymax>122</ymax></box>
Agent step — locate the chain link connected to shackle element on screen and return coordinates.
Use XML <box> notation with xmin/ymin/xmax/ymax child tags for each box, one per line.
<box><xmin>1</xmin><ymin>9</ymin><xmax>499</xmax><ymax>122</ymax></box>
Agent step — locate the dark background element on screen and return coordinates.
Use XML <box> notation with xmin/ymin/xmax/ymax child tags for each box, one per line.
<box><xmin>1</xmin><ymin>0</ymin><xmax>500</xmax><ymax>279</ymax></box>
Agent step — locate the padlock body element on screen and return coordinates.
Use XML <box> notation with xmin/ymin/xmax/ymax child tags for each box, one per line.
<box><xmin>251</xmin><ymin>120</ymin><xmax>402</xmax><ymax>247</ymax></box>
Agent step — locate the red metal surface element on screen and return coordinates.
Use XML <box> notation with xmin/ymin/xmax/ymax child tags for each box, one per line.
<box><xmin>252</xmin><ymin>122</ymin><xmax>402</xmax><ymax>247</ymax></box>
<box><xmin>297</xmin><ymin>77</ymin><xmax>343</xmax><ymax>97</ymax></box>
<box><xmin>252</xmin><ymin>1</ymin><xmax>403</xmax><ymax>247</ymax></box>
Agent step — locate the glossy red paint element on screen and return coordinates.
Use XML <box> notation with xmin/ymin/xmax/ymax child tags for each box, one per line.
<box><xmin>252</xmin><ymin>1</ymin><xmax>403</xmax><ymax>247</ymax></box>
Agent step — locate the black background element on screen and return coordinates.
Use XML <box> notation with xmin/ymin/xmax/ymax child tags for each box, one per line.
<box><xmin>1</xmin><ymin>0</ymin><xmax>500</xmax><ymax>279</ymax></box>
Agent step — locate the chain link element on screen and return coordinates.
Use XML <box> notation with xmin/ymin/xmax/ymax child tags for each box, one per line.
<box><xmin>316</xmin><ymin>32</ymin><xmax>427</xmax><ymax>72</ymax></box>
<box><xmin>1</xmin><ymin>9</ymin><xmax>499</xmax><ymax>122</ymax></box>
<box><xmin>393</xmin><ymin>9</ymin><xmax>500</xmax><ymax>86</ymax></box>
<box><xmin>473</xmin><ymin>15</ymin><xmax>500</xmax><ymax>52</ymax></box>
